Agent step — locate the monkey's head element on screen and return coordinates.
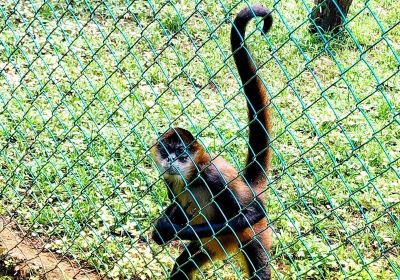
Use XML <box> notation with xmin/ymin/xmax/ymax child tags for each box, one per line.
<box><xmin>151</xmin><ymin>128</ymin><xmax>205</xmax><ymax>181</ymax></box>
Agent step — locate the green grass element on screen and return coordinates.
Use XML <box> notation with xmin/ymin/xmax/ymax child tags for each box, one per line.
<box><xmin>0</xmin><ymin>0</ymin><xmax>399</xmax><ymax>279</ymax></box>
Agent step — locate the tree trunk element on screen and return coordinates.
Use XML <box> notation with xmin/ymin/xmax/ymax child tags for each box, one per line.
<box><xmin>310</xmin><ymin>0</ymin><xmax>353</xmax><ymax>33</ymax></box>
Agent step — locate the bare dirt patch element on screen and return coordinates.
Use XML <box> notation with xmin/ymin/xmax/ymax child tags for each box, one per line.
<box><xmin>0</xmin><ymin>218</ymin><xmax>100</xmax><ymax>280</ymax></box>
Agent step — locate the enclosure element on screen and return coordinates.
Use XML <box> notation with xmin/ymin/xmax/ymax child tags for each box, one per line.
<box><xmin>0</xmin><ymin>0</ymin><xmax>399</xmax><ymax>279</ymax></box>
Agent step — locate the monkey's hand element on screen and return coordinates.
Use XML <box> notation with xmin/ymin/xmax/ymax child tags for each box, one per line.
<box><xmin>152</xmin><ymin>216</ymin><xmax>183</xmax><ymax>245</ymax></box>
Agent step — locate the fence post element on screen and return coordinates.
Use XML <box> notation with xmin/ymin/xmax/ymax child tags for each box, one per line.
<box><xmin>310</xmin><ymin>0</ymin><xmax>353</xmax><ymax>33</ymax></box>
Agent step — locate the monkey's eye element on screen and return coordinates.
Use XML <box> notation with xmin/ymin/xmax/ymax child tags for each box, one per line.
<box><xmin>176</xmin><ymin>147</ymin><xmax>184</xmax><ymax>155</ymax></box>
<box><xmin>159</xmin><ymin>147</ymin><xmax>168</xmax><ymax>158</ymax></box>
<box><xmin>178</xmin><ymin>154</ymin><xmax>188</xmax><ymax>162</ymax></box>
<box><xmin>175</xmin><ymin>147</ymin><xmax>189</xmax><ymax>161</ymax></box>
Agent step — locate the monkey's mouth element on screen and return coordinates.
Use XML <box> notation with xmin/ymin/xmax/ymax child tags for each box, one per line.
<box><xmin>164</xmin><ymin>165</ymin><xmax>180</xmax><ymax>175</ymax></box>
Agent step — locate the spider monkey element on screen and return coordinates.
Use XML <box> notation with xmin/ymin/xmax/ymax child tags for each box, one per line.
<box><xmin>151</xmin><ymin>5</ymin><xmax>273</xmax><ymax>280</ymax></box>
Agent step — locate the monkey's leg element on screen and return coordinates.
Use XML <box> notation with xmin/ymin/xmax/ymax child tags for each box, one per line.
<box><xmin>242</xmin><ymin>237</ymin><xmax>270</xmax><ymax>280</ymax></box>
<box><xmin>170</xmin><ymin>241</ymin><xmax>210</xmax><ymax>280</ymax></box>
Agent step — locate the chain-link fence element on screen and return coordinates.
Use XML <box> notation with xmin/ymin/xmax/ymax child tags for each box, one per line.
<box><xmin>0</xmin><ymin>0</ymin><xmax>399</xmax><ymax>279</ymax></box>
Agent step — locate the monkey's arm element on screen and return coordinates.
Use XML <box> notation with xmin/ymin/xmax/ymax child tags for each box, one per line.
<box><xmin>152</xmin><ymin>201</ymin><xmax>193</xmax><ymax>244</ymax></box>
<box><xmin>153</xmin><ymin>175</ymin><xmax>266</xmax><ymax>244</ymax></box>
<box><xmin>174</xmin><ymin>169</ymin><xmax>267</xmax><ymax>239</ymax></box>
<box><xmin>153</xmin><ymin>197</ymin><xmax>265</xmax><ymax>244</ymax></box>
<box><xmin>153</xmin><ymin>166</ymin><xmax>266</xmax><ymax>244</ymax></box>
<box><xmin>181</xmin><ymin>198</ymin><xmax>265</xmax><ymax>239</ymax></box>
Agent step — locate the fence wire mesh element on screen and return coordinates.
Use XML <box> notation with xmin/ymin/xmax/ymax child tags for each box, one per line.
<box><xmin>0</xmin><ymin>0</ymin><xmax>399</xmax><ymax>279</ymax></box>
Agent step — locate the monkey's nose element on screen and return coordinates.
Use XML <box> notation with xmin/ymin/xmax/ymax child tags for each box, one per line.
<box><xmin>166</xmin><ymin>165</ymin><xmax>179</xmax><ymax>175</ymax></box>
<box><xmin>167</xmin><ymin>154</ymin><xmax>177</xmax><ymax>163</ymax></box>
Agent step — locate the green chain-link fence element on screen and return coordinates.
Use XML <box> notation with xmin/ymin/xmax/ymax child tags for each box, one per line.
<box><xmin>0</xmin><ymin>0</ymin><xmax>399</xmax><ymax>279</ymax></box>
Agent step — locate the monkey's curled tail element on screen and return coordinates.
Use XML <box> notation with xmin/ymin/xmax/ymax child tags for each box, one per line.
<box><xmin>231</xmin><ymin>5</ymin><xmax>272</xmax><ymax>194</ymax></box>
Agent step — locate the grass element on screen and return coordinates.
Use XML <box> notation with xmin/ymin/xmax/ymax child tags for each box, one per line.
<box><xmin>0</xmin><ymin>0</ymin><xmax>399</xmax><ymax>279</ymax></box>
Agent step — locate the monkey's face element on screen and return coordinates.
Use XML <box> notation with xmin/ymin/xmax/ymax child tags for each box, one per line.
<box><xmin>151</xmin><ymin>128</ymin><xmax>200</xmax><ymax>181</ymax></box>
<box><xmin>155</xmin><ymin>142</ymin><xmax>194</xmax><ymax>178</ymax></box>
